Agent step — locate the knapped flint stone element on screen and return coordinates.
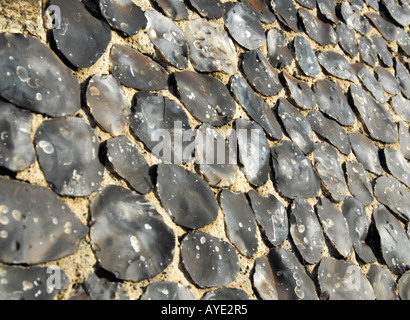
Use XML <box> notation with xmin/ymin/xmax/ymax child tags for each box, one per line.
<box><xmin>382</xmin><ymin>0</ymin><xmax>410</xmax><ymax>27</ymax></box>
<box><xmin>356</xmin><ymin>66</ymin><xmax>387</xmax><ymax>103</ymax></box>
<box><xmin>241</xmin><ymin>50</ymin><xmax>282</xmax><ymax>96</ymax></box>
<box><xmin>235</xmin><ymin>119</ymin><xmax>270</xmax><ymax>187</ymax></box>
<box><xmin>370</xmin><ymin>35</ymin><xmax>393</xmax><ymax>68</ymax></box>
<box><xmin>366</xmin><ymin>265</ymin><xmax>399</xmax><ymax>300</ymax></box>
<box><xmin>336</xmin><ymin>23</ymin><xmax>359</xmax><ymax>58</ymax></box>
<box><xmin>82</xmin><ymin>272</ymin><xmax>129</xmax><ymax>300</ymax></box>
<box><xmin>383</xmin><ymin>148</ymin><xmax>410</xmax><ymax>188</ymax></box>
<box><xmin>294</xmin><ymin>36</ymin><xmax>321</xmax><ymax>78</ymax></box>
<box><xmin>374</xmin><ymin>67</ymin><xmax>400</xmax><ymax>95</ymax></box>
<box><xmin>175</xmin><ymin>71</ymin><xmax>236</xmax><ymax>127</ymax></box>
<box><xmin>271</xmin><ymin>0</ymin><xmax>300</xmax><ymax>32</ymax></box>
<box><xmin>373</xmin><ymin>205</ymin><xmax>410</xmax><ymax>275</ymax></box>
<box><xmin>392</xmin><ymin>96</ymin><xmax>410</xmax><ymax>122</ymax></box>
<box><xmin>90</xmin><ymin>185</ymin><xmax>175</xmax><ymax>282</ymax></box>
<box><xmin>196</xmin><ymin>125</ymin><xmax>238</xmax><ymax>188</ymax></box>
<box><xmin>220</xmin><ymin>190</ymin><xmax>259</xmax><ymax>258</ymax></box>
<box><xmin>342</xmin><ymin>197</ymin><xmax>376</xmax><ymax>263</ymax></box>
<box><xmin>358</xmin><ymin>36</ymin><xmax>378</xmax><ymax>68</ymax></box>
<box><xmin>109</xmin><ymin>44</ymin><xmax>168</xmax><ymax>91</ymax></box>
<box><xmin>365</xmin><ymin>12</ymin><xmax>400</xmax><ymax>41</ymax></box>
<box><xmin>313</xmin><ymin>79</ymin><xmax>355</xmax><ymax>127</ymax></box>
<box><xmin>248</xmin><ymin>190</ymin><xmax>288</xmax><ymax>247</ymax></box>
<box><xmin>345</xmin><ymin>161</ymin><xmax>374</xmax><ymax>207</ymax></box>
<box><xmin>224</xmin><ymin>3</ymin><xmax>266</xmax><ymax>51</ymax></box>
<box><xmin>283</xmin><ymin>73</ymin><xmax>316</xmax><ymax>110</ymax></box>
<box><xmin>130</xmin><ymin>92</ymin><xmax>193</xmax><ymax>164</ymax></box>
<box><xmin>231</xmin><ymin>74</ymin><xmax>282</xmax><ymax>140</ymax></box>
<box><xmin>188</xmin><ymin>0</ymin><xmax>226</xmax><ymax>19</ymax></box>
<box><xmin>50</xmin><ymin>0</ymin><xmax>112</xmax><ymax>68</ymax></box>
<box><xmin>350</xmin><ymin>85</ymin><xmax>398</xmax><ymax>144</ymax></box>
<box><xmin>316</xmin><ymin>197</ymin><xmax>353</xmax><ymax>258</ymax></box>
<box><xmin>271</xmin><ymin>141</ymin><xmax>321</xmax><ymax>199</ymax></box>
<box><xmin>399</xmin><ymin>122</ymin><xmax>410</xmax><ymax>160</ymax></box>
<box><xmin>0</xmin><ymin>101</ymin><xmax>35</xmax><ymax>172</ymax></box>
<box><xmin>106</xmin><ymin>136</ymin><xmax>153</xmax><ymax>195</ymax></box>
<box><xmin>253</xmin><ymin>248</ymin><xmax>318</xmax><ymax>300</ymax></box>
<box><xmin>374</xmin><ymin>176</ymin><xmax>410</xmax><ymax>222</ymax></box>
<box><xmin>397</xmin><ymin>30</ymin><xmax>410</xmax><ymax>56</ymax></box>
<box><xmin>156</xmin><ymin>164</ymin><xmax>219</xmax><ymax>229</ymax></box>
<box><xmin>317</xmin><ymin>257</ymin><xmax>375</xmax><ymax>300</ymax></box>
<box><xmin>349</xmin><ymin>131</ymin><xmax>383</xmax><ymax>175</ymax></box>
<box><xmin>86</xmin><ymin>74</ymin><xmax>130</xmax><ymax>136</ymax></box>
<box><xmin>0</xmin><ymin>177</ymin><xmax>88</xmax><ymax>265</ymax></box>
<box><xmin>35</xmin><ymin>117</ymin><xmax>104</xmax><ymax>197</ymax></box>
<box><xmin>299</xmin><ymin>8</ymin><xmax>337</xmax><ymax>45</ymax></box>
<box><xmin>277</xmin><ymin>98</ymin><xmax>315</xmax><ymax>155</ymax></box>
<box><xmin>145</xmin><ymin>10</ymin><xmax>188</xmax><ymax>69</ymax></box>
<box><xmin>307</xmin><ymin>111</ymin><xmax>351</xmax><ymax>156</ymax></box>
<box><xmin>202</xmin><ymin>287</ymin><xmax>251</xmax><ymax>300</ymax></box>
<box><xmin>341</xmin><ymin>2</ymin><xmax>371</xmax><ymax>35</ymax></box>
<box><xmin>296</xmin><ymin>0</ymin><xmax>316</xmax><ymax>9</ymax></box>
<box><xmin>0</xmin><ymin>265</ymin><xmax>69</xmax><ymax>300</ymax></box>
<box><xmin>0</xmin><ymin>33</ymin><xmax>80</xmax><ymax>117</ymax></box>
<box><xmin>317</xmin><ymin>0</ymin><xmax>338</xmax><ymax>24</ymax></box>
<box><xmin>180</xmin><ymin>231</ymin><xmax>239</xmax><ymax>288</ymax></box>
<box><xmin>153</xmin><ymin>0</ymin><xmax>189</xmax><ymax>21</ymax></box>
<box><xmin>240</xmin><ymin>0</ymin><xmax>276</xmax><ymax>23</ymax></box>
<box><xmin>395</xmin><ymin>58</ymin><xmax>410</xmax><ymax>99</ymax></box>
<box><xmin>185</xmin><ymin>19</ymin><xmax>237</xmax><ymax>75</ymax></box>
<box><xmin>398</xmin><ymin>273</ymin><xmax>410</xmax><ymax>300</ymax></box>
<box><xmin>314</xmin><ymin>143</ymin><xmax>347</xmax><ymax>202</ymax></box>
<box><xmin>289</xmin><ymin>198</ymin><xmax>325</xmax><ymax>265</ymax></box>
<box><xmin>267</xmin><ymin>28</ymin><xmax>294</xmax><ymax>69</ymax></box>
<box><xmin>141</xmin><ymin>282</ymin><xmax>194</xmax><ymax>300</ymax></box>
<box><xmin>365</xmin><ymin>0</ymin><xmax>379</xmax><ymax>10</ymax></box>
<box><xmin>100</xmin><ymin>0</ymin><xmax>147</xmax><ymax>36</ymax></box>
<box><xmin>317</xmin><ymin>51</ymin><xmax>358</xmax><ymax>82</ymax></box>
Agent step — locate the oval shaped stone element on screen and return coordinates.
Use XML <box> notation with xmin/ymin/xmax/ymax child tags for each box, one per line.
<box><xmin>317</xmin><ymin>51</ymin><xmax>358</xmax><ymax>82</ymax></box>
<box><xmin>241</xmin><ymin>0</ymin><xmax>276</xmax><ymax>23</ymax></box>
<box><xmin>277</xmin><ymin>98</ymin><xmax>315</xmax><ymax>155</ymax></box>
<box><xmin>141</xmin><ymin>282</ymin><xmax>194</xmax><ymax>300</ymax></box>
<box><xmin>0</xmin><ymin>33</ymin><xmax>80</xmax><ymax>117</ymax></box>
<box><xmin>220</xmin><ymin>190</ymin><xmax>259</xmax><ymax>258</ymax></box>
<box><xmin>185</xmin><ymin>19</ymin><xmax>237</xmax><ymax>75</ymax></box>
<box><xmin>283</xmin><ymin>73</ymin><xmax>316</xmax><ymax>110</ymax></box>
<box><xmin>383</xmin><ymin>0</ymin><xmax>410</xmax><ymax>27</ymax></box>
<box><xmin>174</xmin><ymin>70</ymin><xmax>236</xmax><ymax>127</ymax></box>
<box><xmin>336</xmin><ymin>22</ymin><xmax>359</xmax><ymax>58</ymax></box>
<box><xmin>235</xmin><ymin>119</ymin><xmax>270</xmax><ymax>187</ymax></box>
<box><xmin>289</xmin><ymin>198</ymin><xmax>325</xmax><ymax>264</ymax></box>
<box><xmin>341</xmin><ymin>2</ymin><xmax>371</xmax><ymax>35</ymax></box>
<box><xmin>383</xmin><ymin>148</ymin><xmax>410</xmax><ymax>188</ymax></box>
<box><xmin>399</xmin><ymin>122</ymin><xmax>410</xmax><ymax>160</ymax></box>
<box><xmin>180</xmin><ymin>231</ymin><xmax>239</xmax><ymax>288</ymax></box>
<box><xmin>145</xmin><ymin>10</ymin><xmax>188</xmax><ymax>69</ymax></box>
<box><xmin>224</xmin><ymin>2</ymin><xmax>266</xmax><ymax>50</ymax></box>
<box><xmin>374</xmin><ymin>205</ymin><xmax>410</xmax><ymax>275</ymax></box>
<box><xmin>0</xmin><ymin>101</ymin><xmax>35</xmax><ymax>172</ymax></box>
<box><xmin>374</xmin><ymin>176</ymin><xmax>410</xmax><ymax>222</ymax></box>
<box><xmin>316</xmin><ymin>197</ymin><xmax>353</xmax><ymax>258</ymax></box>
<box><xmin>318</xmin><ymin>257</ymin><xmax>375</xmax><ymax>300</ymax></box>
<box><xmin>50</xmin><ymin>0</ymin><xmax>112</xmax><ymax>68</ymax></box>
<box><xmin>0</xmin><ymin>177</ymin><xmax>88</xmax><ymax>265</ymax></box>
<box><xmin>0</xmin><ymin>265</ymin><xmax>69</xmax><ymax>300</ymax></box>
<box><xmin>271</xmin><ymin>141</ymin><xmax>321</xmax><ymax>199</ymax></box>
<box><xmin>188</xmin><ymin>0</ymin><xmax>226</xmax><ymax>19</ymax></box>
<box><xmin>109</xmin><ymin>44</ymin><xmax>169</xmax><ymax>91</ymax></box>
<box><xmin>100</xmin><ymin>0</ymin><xmax>147</xmax><ymax>36</ymax></box>
<box><xmin>35</xmin><ymin>117</ymin><xmax>104</xmax><ymax>197</ymax></box>
<box><xmin>349</xmin><ymin>131</ymin><xmax>383</xmax><ymax>175</ymax></box>
<box><xmin>271</xmin><ymin>0</ymin><xmax>300</xmax><ymax>32</ymax></box>
<box><xmin>294</xmin><ymin>36</ymin><xmax>321</xmax><ymax>77</ymax></box>
<box><xmin>156</xmin><ymin>164</ymin><xmax>219</xmax><ymax>229</ymax></box>
<box><xmin>105</xmin><ymin>136</ymin><xmax>153</xmax><ymax>195</ymax></box>
<box><xmin>81</xmin><ymin>272</ymin><xmax>129</xmax><ymax>300</ymax></box>
<box><xmin>86</xmin><ymin>74</ymin><xmax>130</xmax><ymax>136</ymax></box>
<box><xmin>356</xmin><ymin>66</ymin><xmax>387</xmax><ymax>103</ymax></box>
<box><xmin>374</xmin><ymin>67</ymin><xmax>400</xmax><ymax>95</ymax></box>
<box><xmin>248</xmin><ymin>190</ymin><xmax>288</xmax><ymax>247</ymax></box>
<box><xmin>299</xmin><ymin>8</ymin><xmax>337</xmax><ymax>45</ymax></box>
<box><xmin>358</xmin><ymin>36</ymin><xmax>378</xmax><ymax>67</ymax></box>
<box><xmin>90</xmin><ymin>185</ymin><xmax>175</xmax><ymax>282</ymax></box>
<box><xmin>153</xmin><ymin>0</ymin><xmax>189</xmax><ymax>21</ymax></box>
<box><xmin>392</xmin><ymin>96</ymin><xmax>410</xmax><ymax>122</ymax></box>
<box><xmin>267</xmin><ymin>28</ymin><xmax>294</xmax><ymax>69</ymax></box>
<box><xmin>367</xmin><ymin>265</ymin><xmax>399</xmax><ymax>300</ymax></box>
<box><xmin>342</xmin><ymin>197</ymin><xmax>377</xmax><ymax>263</ymax></box>
<box><xmin>313</xmin><ymin>79</ymin><xmax>355</xmax><ymax>127</ymax></box>
<box><xmin>253</xmin><ymin>248</ymin><xmax>318</xmax><ymax>300</ymax></box>
<box><xmin>314</xmin><ymin>143</ymin><xmax>347</xmax><ymax>202</ymax></box>
<box><xmin>345</xmin><ymin>161</ymin><xmax>374</xmax><ymax>207</ymax></box>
